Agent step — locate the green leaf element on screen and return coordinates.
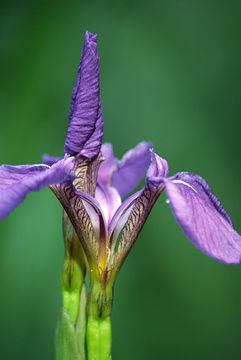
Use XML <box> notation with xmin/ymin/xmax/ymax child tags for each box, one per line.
<box><xmin>76</xmin><ymin>284</ymin><xmax>87</xmax><ymax>360</ymax></box>
<box><xmin>55</xmin><ymin>309</ymin><xmax>82</xmax><ymax>360</ymax></box>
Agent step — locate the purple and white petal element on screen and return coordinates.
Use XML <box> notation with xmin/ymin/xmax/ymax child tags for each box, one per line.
<box><xmin>64</xmin><ymin>31</ymin><xmax>103</xmax><ymax>158</ymax></box>
<box><xmin>111</xmin><ymin>151</ymin><xmax>167</xmax><ymax>276</ymax></box>
<box><xmin>73</xmin><ymin>189</ymin><xmax>107</xmax><ymax>241</ymax></box>
<box><xmin>98</xmin><ymin>143</ymin><xmax>117</xmax><ymax>186</ymax></box>
<box><xmin>108</xmin><ymin>189</ymin><xmax>143</xmax><ymax>235</ymax></box>
<box><xmin>95</xmin><ymin>183</ymin><xmax>121</xmax><ymax>226</ymax></box>
<box><xmin>108</xmin><ymin>189</ymin><xmax>143</xmax><ymax>251</ymax></box>
<box><xmin>0</xmin><ymin>156</ymin><xmax>74</xmax><ymax>221</ymax></box>
<box><xmin>165</xmin><ymin>172</ymin><xmax>241</xmax><ymax>264</ymax></box>
<box><xmin>112</xmin><ymin>142</ymin><xmax>152</xmax><ymax>198</ymax></box>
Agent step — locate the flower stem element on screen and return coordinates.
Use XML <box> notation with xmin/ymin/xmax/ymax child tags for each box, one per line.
<box><xmin>55</xmin><ymin>211</ymin><xmax>87</xmax><ymax>360</ymax></box>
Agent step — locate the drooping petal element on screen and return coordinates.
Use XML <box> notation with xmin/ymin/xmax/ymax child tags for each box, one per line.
<box><xmin>95</xmin><ymin>183</ymin><xmax>121</xmax><ymax>225</ymax></box>
<box><xmin>111</xmin><ymin>151</ymin><xmax>168</xmax><ymax>278</ymax></box>
<box><xmin>112</xmin><ymin>142</ymin><xmax>152</xmax><ymax>198</ymax></box>
<box><xmin>0</xmin><ymin>156</ymin><xmax>74</xmax><ymax>221</ymax></box>
<box><xmin>64</xmin><ymin>31</ymin><xmax>103</xmax><ymax>158</ymax></box>
<box><xmin>42</xmin><ymin>154</ymin><xmax>63</xmax><ymax>166</ymax></box>
<box><xmin>98</xmin><ymin>143</ymin><xmax>117</xmax><ymax>186</ymax></box>
<box><xmin>165</xmin><ymin>172</ymin><xmax>241</xmax><ymax>264</ymax></box>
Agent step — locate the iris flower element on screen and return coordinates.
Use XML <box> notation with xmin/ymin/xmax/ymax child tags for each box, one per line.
<box><xmin>1</xmin><ymin>31</ymin><xmax>241</xmax><ymax>290</ymax></box>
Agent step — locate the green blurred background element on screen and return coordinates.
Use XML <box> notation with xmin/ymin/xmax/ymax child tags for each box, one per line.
<box><xmin>1</xmin><ymin>0</ymin><xmax>241</xmax><ymax>359</ymax></box>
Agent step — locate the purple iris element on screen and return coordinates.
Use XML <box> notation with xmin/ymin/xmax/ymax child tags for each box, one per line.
<box><xmin>1</xmin><ymin>31</ymin><xmax>241</xmax><ymax>282</ymax></box>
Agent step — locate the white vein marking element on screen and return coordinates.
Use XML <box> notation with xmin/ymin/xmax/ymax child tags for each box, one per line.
<box><xmin>172</xmin><ymin>180</ymin><xmax>198</xmax><ymax>194</ymax></box>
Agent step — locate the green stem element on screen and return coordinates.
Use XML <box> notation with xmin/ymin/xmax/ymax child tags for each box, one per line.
<box><xmin>62</xmin><ymin>211</ymin><xmax>86</xmax><ymax>324</ymax></box>
<box><xmin>86</xmin><ymin>281</ymin><xmax>113</xmax><ymax>360</ymax></box>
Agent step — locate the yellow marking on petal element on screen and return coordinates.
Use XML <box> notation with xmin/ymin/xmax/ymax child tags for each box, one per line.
<box><xmin>73</xmin><ymin>158</ymin><xmax>89</xmax><ymax>191</ymax></box>
<box><xmin>129</xmin><ymin>221</ymin><xmax>134</xmax><ymax>232</ymax></box>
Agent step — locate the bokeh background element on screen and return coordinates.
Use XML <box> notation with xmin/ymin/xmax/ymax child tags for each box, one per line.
<box><xmin>1</xmin><ymin>0</ymin><xmax>241</xmax><ymax>359</ymax></box>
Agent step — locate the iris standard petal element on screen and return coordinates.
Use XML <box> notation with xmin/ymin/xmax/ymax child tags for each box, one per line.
<box><xmin>0</xmin><ymin>156</ymin><xmax>74</xmax><ymax>221</ymax></box>
<box><xmin>165</xmin><ymin>172</ymin><xmax>241</xmax><ymax>264</ymax></box>
<box><xmin>112</xmin><ymin>142</ymin><xmax>152</xmax><ymax>198</ymax></box>
<box><xmin>98</xmin><ymin>143</ymin><xmax>117</xmax><ymax>186</ymax></box>
<box><xmin>64</xmin><ymin>31</ymin><xmax>103</xmax><ymax>158</ymax></box>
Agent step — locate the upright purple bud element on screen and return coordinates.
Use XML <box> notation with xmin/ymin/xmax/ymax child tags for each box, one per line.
<box><xmin>64</xmin><ymin>31</ymin><xmax>103</xmax><ymax>158</ymax></box>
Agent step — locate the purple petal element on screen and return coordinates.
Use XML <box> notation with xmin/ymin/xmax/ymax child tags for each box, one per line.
<box><xmin>79</xmin><ymin>99</ymin><xmax>103</xmax><ymax>158</ymax></box>
<box><xmin>112</xmin><ymin>142</ymin><xmax>152</xmax><ymax>198</ymax></box>
<box><xmin>0</xmin><ymin>156</ymin><xmax>74</xmax><ymax>221</ymax></box>
<box><xmin>42</xmin><ymin>154</ymin><xmax>63</xmax><ymax>166</ymax></box>
<box><xmin>95</xmin><ymin>183</ymin><xmax>121</xmax><ymax>225</ymax></box>
<box><xmin>64</xmin><ymin>31</ymin><xmax>103</xmax><ymax>158</ymax></box>
<box><xmin>98</xmin><ymin>143</ymin><xmax>117</xmax><ymax>186</ymax></box>
<box><xmin>165</xmin><ymin>172</ymin><xmax>241</xmax><ymax>264</ymax></box>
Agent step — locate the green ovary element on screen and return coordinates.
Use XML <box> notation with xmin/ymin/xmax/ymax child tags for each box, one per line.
<box><xmin>87</xmin><ymin>317</ymin><xmax>112</xmax><ymax>360</ymax></box>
